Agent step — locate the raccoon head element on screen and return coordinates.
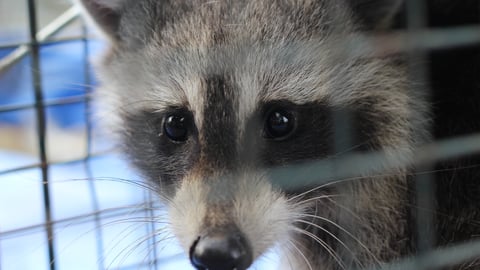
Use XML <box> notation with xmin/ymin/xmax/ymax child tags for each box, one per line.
<box><xmin>80</xmin><ymin>0</ymin><xmax>426</xmax><ymax>269</ymax></box>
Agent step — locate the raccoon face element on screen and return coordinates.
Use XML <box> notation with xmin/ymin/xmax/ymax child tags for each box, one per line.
<box><xmin>80</xmin><ymin>0</ymin><xmax>426</xmax><ymax>269</ymax></box>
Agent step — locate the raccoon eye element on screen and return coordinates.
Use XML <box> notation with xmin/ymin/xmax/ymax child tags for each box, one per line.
<box><xmin>163</xmin><ymin>112</ymin><xmax>190</xmax><ymax>142</ymax></box>
<box><xmin>264</xmin><ymin>108</ymin><xmax>296</xmax><ymax>139</ymax></box>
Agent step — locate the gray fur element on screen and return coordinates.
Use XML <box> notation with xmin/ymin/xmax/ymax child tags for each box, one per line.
<box><xmin>78</xmin><ymin>0</ymin><xmax>442</xmax><ymax>269</ymax></box>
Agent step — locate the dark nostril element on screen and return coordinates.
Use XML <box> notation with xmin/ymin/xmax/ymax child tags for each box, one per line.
<box><xmin>189</xmin><ymin>231</ymin><xmax>253</xmax><ymax>270</ymax></box>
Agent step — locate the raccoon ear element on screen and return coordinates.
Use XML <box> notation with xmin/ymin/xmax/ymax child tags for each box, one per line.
<box><xmin>348</xmin><ymin>0</ymin><xmax>405</xmax><ymax>29</ymax></box>
<box><xmin>76</xmin><ymin>0</ymin><xmax>126</xmax><ymax>41</ymax></box>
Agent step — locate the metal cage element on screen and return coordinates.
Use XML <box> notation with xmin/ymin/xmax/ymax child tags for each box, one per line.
<box><xmin>0</xmin><ymin>0</ymin><xmax>479</xmax><ymax>270</ymax></box>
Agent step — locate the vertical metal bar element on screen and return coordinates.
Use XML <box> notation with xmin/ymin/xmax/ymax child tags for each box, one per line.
<box><xmin>26</xmin><ymin>0</ymin><xmax>56</xmax><ymax>270</ymax></box>
<box><xmin>406</xmin><ymin>0</ymin><xmax>436</xmax><ymax>262</ymax></box>
<box><xmin>81</xmin><ymin>23</ymin><xmax>106</xmax><ymax>270</ymax></box>
<box><xmin>332</xmin><ymin>109</ymin><xmax>355</xmax><ymax>268</ymax></box>
<box><xmin>0</xmin><ymin>232</ymin><xmax>2</xmax><ymax>270</ymax></box>
<box><xmin>146</xmin><ymin>190</ymin><xmax>159</xmax><ymax>269</ymax></box>
<box><xmin>80</xmin><ymin>13</ymin><xmax>93</xmax><ymax>163</ymax></box>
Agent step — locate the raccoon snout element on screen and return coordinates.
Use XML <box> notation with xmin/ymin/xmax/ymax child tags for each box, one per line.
<box><xmin>189</xmin><ymin>230</ymin><xmax>253</xmax><ymax>270</ymax></box>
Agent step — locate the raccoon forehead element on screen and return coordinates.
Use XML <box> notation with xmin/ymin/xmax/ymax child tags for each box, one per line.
<box><xmin>115</xmin><ymin>0</ymin><xmax>353</xmax><ymax>49</ymax></box>
<box><xmin>136</xmin><ymin>40</ymin><xmax>340</xmax><ymax>103</ymax></box>
<box><xmin>104</xmin><ymin>34</ymin><xmax>405</xmax><ymax>124</ymax></box>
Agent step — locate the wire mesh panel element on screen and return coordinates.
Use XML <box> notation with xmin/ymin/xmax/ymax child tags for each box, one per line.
<box><xmin>0</xmin><ymin>0</ymin><xmax>479</xmax><ymax>270</ymax></box>
<box><xmin>0</xmin><ymin>1</ymin><xmax>188</xmax><ymax>269</ymax></box>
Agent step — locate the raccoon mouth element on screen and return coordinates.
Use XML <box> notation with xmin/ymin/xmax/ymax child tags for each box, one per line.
<box><xmin>189</xmin><ymin>229</ymin><xmax>253</xmax><ymax>270</ymax></box>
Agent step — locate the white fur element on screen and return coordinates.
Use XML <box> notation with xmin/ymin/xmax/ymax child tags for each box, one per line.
<box><xmin>169</xmin><ymin>170</ymin><xmax>300</xmax><ymax>261</ymax></box>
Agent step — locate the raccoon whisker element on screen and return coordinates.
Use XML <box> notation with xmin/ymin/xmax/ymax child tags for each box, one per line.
<box><xmin>100</xmin><ymin>217</ymin><xmax>170</xmax><ymax>229</ymax></box>
<box><xmin>89</xmin><ymin>175</ymin><xmax>177</xmax><ymax>204</ymax></box>
<box><xmin>295</xmin><ymin>218</ymin><xmax>366</xmax><ymax>268</ymax></box>
<box><xmin>108</xmin><ymin>233</ymin><xmax>176</xmax><ymax>270</ymax></box>
<box><xmin>407</xmin><ymin>163</ymin><xmax>480</xmax><ymax>177</ymax></box>
<box><xmin>393</xmin><ymin>200</ymin><xmax>480</xmax><ymax>228</ymax></box>
<box><xmin>463</xmin><ymin>258</ymin><xmax>480</xmax><ymax>269</ymax></box>
<box><xmin>103</xmin><ymin>221</ymin><xmax>160</xmax><ymax>266</ymax></box>
<box><xmin>289</xmin><ymin>194</ymin><xmax>343</xmax><ymax>204</ymax></box>
<box><xmin>139</xmin><ymin>235</ymin><xmax>178</xmax><ymax>267</ymax></box>
<box><xmin>294</xmin><ymin>229</ymin><xmax>345</xmax><ymax>269</ymax></box>
<box><xmin>286</xmin><ymin>160</ymin><xmax>480</xmax><ymax>203</ymax></box>
<box><xmin>287</xmin><ymin>238</ymin><xmax>314</xmax><ymax>270</ymax></box>
<box><xmin>50</xmin><ymin>222</ymin><xmax>134</xmax><ymax>268</ymax></box>
<box><xmin>276</xmin><ymin>240</ymin><xmax>297</xmax><ymax>270</ymax></box>
<box><xmin>324</xmin><ymin>186</ymin><xmax>479</xmax><ymax>231</ymax></box>
<box><xmin>103</xmin><ymin>225</ymin><xmax>149</xmax><ymax>269</ymax></box>
<box><xmin>324</xmin><ymin>196</ymin><xmax>368</xmax><ymax>224</ymax></box>
<box><xmin>108</xmin><ymin>238</ymin><xmax>147</xmax><ymax>269</ymax></box>
<box><xmin>149</xmin><ymin>234</ymin><xmax>178</xmax><ymax>253</ymax></box>
<box><xmin>287</xmin><ymin>171</ymin><xmax>403</xmax><ymax>202</ymax></box>
<box><xmin>293</xmin><ymin>227</ymin><xmax>347</xmax><ymax>270</ymax></box>
<box><xmin>357</xmin><ymin>162</ymin><xmax>480</xmax><ymax>184</ymax></box>
<box><xmin>286</xmin><ymin>176</ymin><xmax>370</xmax><ymax>202</ymax></box>
<box><xmin>59</xmin><ymin>217</ymin><xmax>170</xmax><ymax>255</ymax></box>
<box><xmin>299</xmin><ymin>213</ymin><xmax>381</xmax><ymax>266</ymax></box>
<box><xmin>106</xmin><ymin>225</ymin><xmax>170</xmax><ymax>269</ymax></box>
<box><xmin>107</xmin><ymin>202</ymin><xmax>166</xmax><ymax>218</ymax></box>
<box><xmin>99</xmin><ymin>215</ymin><xmax>169</xmax><ymax>244</ymax></box>
<box><xmin>286</xmin><ymin>184</ymin><xmax>336</xmax><ymax>202</ymax></box>
<box><xmin>135</xmin><ymin>232</ymin><xmax>176</xmax><ymax>257</ymax></box>
<box><xmin>36</xmin><ymin>204</ymin><xmax>169</xmax><ymax>265</ymax></box>
<box><xmin>66</xmin><ymin>176</ymin><xmax>160</xmax><ymax>194</ymax></box>
<box><xmin>130</xmin><ymin>233</ymin><xmax>176</xmax><ymax>269</ymax></box>
<box><xmin>99</xmin><ymin>177</ymin><xmax>158</xmax><ymax>193</ymax></box>
<box><xmin>31</xmin><ymin>205</ymin><xmax>167</xmax><ymax>244</ymax></box>
<box><xmin>94</xmin><ymin>218</ymin><xmax>168</xmax><ymax>261</ymax></box>
<box><xmin>325</xmin><ymin>141</ymin><xmax>373</xmax><ymax>159</ymax></box>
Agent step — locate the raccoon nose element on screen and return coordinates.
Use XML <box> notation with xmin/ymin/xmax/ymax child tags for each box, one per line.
<box><xmin>189</xmin><ymin>231</ymin><xmax>253</xmax><ymax>270</ymax></box>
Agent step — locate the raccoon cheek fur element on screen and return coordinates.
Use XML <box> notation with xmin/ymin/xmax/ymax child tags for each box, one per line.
<box><xmin>169</xmin><ymin>172</ymin><xmax>299</xmax><ymax>269</ymax></box>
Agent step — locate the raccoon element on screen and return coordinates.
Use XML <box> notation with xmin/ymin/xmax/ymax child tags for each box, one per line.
<box><xmin>78</xmin><ymin>0</ymin><xmax>480</xmax><ymax>269</ymax></box>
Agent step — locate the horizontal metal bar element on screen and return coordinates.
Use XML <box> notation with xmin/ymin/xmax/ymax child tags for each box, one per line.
<box><xmin>2</xmin><ymin>132</ymin><xmax>479</xmax><ymax>193</ymax></box>
<box><xmin>0</xmin><ymin>202</ymin><xmax>160</xmax><ymax>240</ymax></box>
<box><xmin>0</xmin><ymin>149</ymin><xmax>114</xmax><ymax>176</ymax></box>
<box><xmin>116</xmin><ymin>253</ymin><xmax>185</xmax><ymax>270</ymax></box>
<box><xmin>0</xmin><ymin>93</ymin><xmax>91</xmax><ymax>113</ymax></box>
<box><xmin>368</xmin><ymin>239</ymin><xmax>480</xmax><ymax>270</ymax></box>
<box><xmin>270</xmin><ymin>133</ymin><xmax>480</xmax><ymax>191</ymax></box>
<box><xmin>0</xmin><ymin>6</ymin><xmax>79</xmax><ymax>75</ymax></box>
<box><xmin>369</xmin><ymin>25</ymin><xmax>480</xmax><ymax>55</ymax></box>
<box><xmin>0</xmin><ymin>35</ymin><xmax>97</xmax><ymax>50</ymax></box>
<box><xmin>1</xmin><ymin>20</ymin><xmax>479</xmax><ymax>74</ymax></box>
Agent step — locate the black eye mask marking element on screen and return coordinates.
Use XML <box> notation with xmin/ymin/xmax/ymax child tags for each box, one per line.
<box><xmin>122</xmin><ymin>108</ymin><xmax>199</xmax><ymax>188</ymax></box>
<box><xmin>121</xmin><ymin>96</ymin><xmax>382</xmax><ymax>194</ymax></box>
<box><xmin>244</xmin><ymin>100</ymin><xmax>381</xmax><ymax>168</ymax></box>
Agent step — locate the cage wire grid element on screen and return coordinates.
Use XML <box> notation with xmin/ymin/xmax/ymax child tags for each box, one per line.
<box><xmin>0</xmin><ymin>1</ymin><xmax>177</xmax><ymax>270</ymax></box>
<box><xmin>0</xmin><ymin>0</ymin><xmax>480</xmax><ymax>270</ymax></box>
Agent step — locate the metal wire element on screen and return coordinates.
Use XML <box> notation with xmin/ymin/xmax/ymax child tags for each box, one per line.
<box><xmin>26</xmin><ymin>0</ymin><xmax>56</xmax><ymax>269</ymax></box>
<box><xmin>0</xmin><ymin>1</ymin><xmax>479</xmax><ymax>270</ymax></box>
<box><xmin>406</xmin><ymin>0</ymin><xmax>435</xmax><ymax>257</ymax></box>
<box><xmin>80</xmin><ymin>21</ymin><xmax>107</xmax><ymax>270</ymax></box>
<box><xmin>0</xmin><ymin>6</ymin><xmax>79</xmax><ymax>75</ymax></box>
<box><xmin>370</xmin><ymin>240</ymin><xmax>480</xmax><ymax>270</ymax></box>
